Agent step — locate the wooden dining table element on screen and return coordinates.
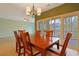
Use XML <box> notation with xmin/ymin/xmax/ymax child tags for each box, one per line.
<box><xmin>30</xmin><ymin>36</ymin><xmax>60</xmax><ymax>56</ymax></box>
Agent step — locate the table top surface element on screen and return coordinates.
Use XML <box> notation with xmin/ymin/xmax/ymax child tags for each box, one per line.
<box><xmin>31</xmin><ymin>37</ymin><xmax>60</xmax><ymax>49</ymax></box>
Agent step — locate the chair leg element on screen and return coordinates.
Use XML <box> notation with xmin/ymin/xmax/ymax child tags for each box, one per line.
<box><xmin>23</xmin><ymin>48</ymin><xmax>25</xmax><ymax>56</ymax></box>
<box><xmin>30</xmin><ymin>46</ymin><xmax>33</xmax><ymax>56</ymax></box>
<box><xmin>18</xmin><ymin>48</ymin><xmax>21</xmax><ymax>56</ymax></box>
<box><xmin>41</xmin><ymin>50</ymin><xmax>46</xmax><ymax>56</ymax></box>
<box><xmin>16</xmin><ymin>42</ymin><xmax>18</xmax><ymax>52</ymax></box>
<box><xmin>64</xmin><ymin>51</ymin><xmax>66</xmax><ymax>56</ymax></box>
<box><xmin>18</xmin><ymin>46</ymin><xmax>22</xmax><ymax>56</ymax></box>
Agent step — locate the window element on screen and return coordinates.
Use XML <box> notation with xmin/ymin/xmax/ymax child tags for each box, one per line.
<box><xmin>64</xmin><ymin>16</ymin><xmax>78</xmax><ymax>48</ymax></box>
<box><xmin>38</xmin><ymin>20</ymin><xmax>44</xmax><ymax>37</ymax></box>
<box><xmin>51</xmin><ymin>18</ymin><xmax>61</xmax><ymax>38</ymax></box>
<box><xmin>44</xmin><ymin>19</ymin><xmax>51</xmax><ymax>30</ymax></box>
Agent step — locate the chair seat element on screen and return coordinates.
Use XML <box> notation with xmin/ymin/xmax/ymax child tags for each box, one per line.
<box><xmin>24</xmin><ymin>47</ymin><xmax>40</xmax><ymax>56</ymax></box>
<box><xmin>16</xmin><ymin>44</ymin><xmax>24</xmax><ymax>53</ymax></box>
<box><xmin>32</xmin><ymin>47</ymin><xmax>40</xmax><ymax>56</ymax></box>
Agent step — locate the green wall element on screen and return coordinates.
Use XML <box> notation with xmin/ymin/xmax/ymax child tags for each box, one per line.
<box><xmin>36</xmin><ymin>3</ymin><xmax>79</xmax><ymax>20</ymax></box>
<box><xmin>0</xmin><ymin>18</ymin><xmax>35</xmax><ymax>38</ymax></box>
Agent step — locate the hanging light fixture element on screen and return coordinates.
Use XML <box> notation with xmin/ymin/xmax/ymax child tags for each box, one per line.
<box><xmin>25</xmin><ymin>4</ymin><xmax>41</xmax><ymax>17</ymax></box>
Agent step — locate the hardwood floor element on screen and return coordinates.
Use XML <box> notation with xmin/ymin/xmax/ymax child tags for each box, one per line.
<box><xmin>0</xmin><ymin>37</ymin><xmax>16</xmax><ymax>56</ymax></box>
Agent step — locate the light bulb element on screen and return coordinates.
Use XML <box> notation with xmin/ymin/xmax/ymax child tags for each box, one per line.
<box><xmin>26</xmin><ymin>7</ymin><xmax>31</xmax><ymax>12</ymax></box>
<box><xmin>37</xmin><ymin>8</ymin><xmax>41</xmax><ymax>16</ymax></box>
<box><xmin>37</xmin><ymin>8</ymin><xmax>41</xmax><ymax>13</ymax></box>
<box><xmin>24</xmin><ymin>20</ymin><xmax>26</xmax><ymax>21</ymax></box>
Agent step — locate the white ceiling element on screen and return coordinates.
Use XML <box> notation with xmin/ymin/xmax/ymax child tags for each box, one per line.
<box><xmin>0</xmin><ymin>3</ymin><xmax>63</xmax><ymax>22</ymax></box>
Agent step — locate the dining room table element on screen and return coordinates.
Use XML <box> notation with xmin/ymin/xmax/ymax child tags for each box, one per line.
<box><xmin>30</xmin><ymin>36</ymin><xmax>60</xmax><ymax>56</ymax></box>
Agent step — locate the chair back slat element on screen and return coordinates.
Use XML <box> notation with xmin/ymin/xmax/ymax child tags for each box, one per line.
<box><xmin>14</xmin><ymin>31</ymin><xmax>20</xmax><ymax>45</ymax></box>
<box><xmin>60</xmin><ymin>32</ymin><xmax>72</xmax><ymax>56</ymax></box>
<box><xmin>18</xmin><ymin>30</ymin><xmax>25</xmax><ymax>39</ymax></box>
<box><xmin>44</xmin><ymin>30</ymin><xmax>53</xmax><ymax>45</ymax></box>
<box><xmin>35</xmin><ymin>30</ymin><xmax>41</xmax><ymax>38</ymax></box>
<box><xmin>21</xmin><ymin>32</ymin><xmax>33</xmax><ymax>55</ymax></box>
<box><xmin>35</xmin><ymin>30</ymin><xmax>41</xmax><ymax>43</ymax></box>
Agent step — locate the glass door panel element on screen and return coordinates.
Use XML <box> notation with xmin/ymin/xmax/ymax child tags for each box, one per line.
<box><xmin>44</xmin><ymin>19</ymin><xmax>50</xmax><ymax>30</ymax></box>
<box><xmin>64</xmin><ymin>17</ymin><xmax>71</xmax><ymax>38</ymax></box>
<box><xmin>64</xmin><ymin>16</ymin><xmax>78</xmax><ymax>49</ymax></box>
<box><xmin>51</xmin><ymin>20</ymin><xmax>55</xmax><ymax>37</ymax></box>
<box><xmin>51</xmin><ymin>18</ymin><xmax>60</xmax><ymax>38</ymax></box>
<box><xmin>54</xmin><ymin>18</ymin><xmax>61</xmax><ymax>38</ymax></box>
<box><xmin>38</xmin><ymin>21</ymin><xmax>44</xmax><ymax>37</ymax></box>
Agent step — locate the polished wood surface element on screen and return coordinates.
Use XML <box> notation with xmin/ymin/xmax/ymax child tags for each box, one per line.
<box><xmin>14</xmin><ymin>30</ymin><xmax>60</xmax><ymax>56</ymax></box>
<box><xmin>48</xmin><ymin>32</ymin><xmax>72</xmax><ymax>56</ymax></box>
<box><xmin>13</xmin><ymin>31</ymin><xmax>24</xmax><ymax>56</ymax></box>
<box><xmin>44</xmin><ymin>30</ymin><xmax>59</xmax><ymax>50</ymax></box>
<box><xmin>31</xmin><ymin>32</ymin><xmax>59</xmax><ymax>55</ymax></box>
<box><xmin>20</xmin><ymin>32</ymin><xmax>40</xmax><ymax>56</ymax></box>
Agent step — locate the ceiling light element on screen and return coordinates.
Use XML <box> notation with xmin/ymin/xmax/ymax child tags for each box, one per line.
<box><xmin>25</xmin><ymin>4</ymin><xmax>41</xmax><ymax>17</ymax></box>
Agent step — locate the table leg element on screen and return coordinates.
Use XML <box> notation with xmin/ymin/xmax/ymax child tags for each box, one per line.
<box><xmin>41</xmin><ymin>49</ymin><xmax>47</xmax><ymax>56</ymax></box>
<box><xmin>57</xmin><ymin>40</ymin><xmax>59</xmax><ymax>49</ymax></box>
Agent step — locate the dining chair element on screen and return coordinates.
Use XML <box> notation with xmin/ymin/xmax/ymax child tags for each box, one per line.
<box><xmin>18</xmin><ymin>29</ymin><xmax>25</xmax><ymax>31</ymax></box>
<box><xmin>47</xmin><ymin>32</ymin><xmax>72</xmax><ymax>56</ymax></box>
<box><xmin>21</xmin><ymin>32</ymin><xmax>40</xmax><ymax>56</ymax></box>
<box><xmin>13</xmin><ymin>31</ymin><xmax>24</xmax><ymax>56</ymax></box>
<box><xmin>34</xmin><ymin>30</ymin><xmax>41</xmax><ymax>43</ymax></box>
<box><xmin>18</xmin><ymin>30</ymin><xmax>25</xmax><ymax>37</ymax></box>
<box><xmin>34</xmin><ymin>30</ymin><xmax>49</xmax><ymax>56</ymax></box>
<box><xmin>44</xmin><ymin>30</ymin><xmax>53</xmax><ymax>42</ymax></box>
<box><xmin>44</xmin><ymin>30</ymin><xmax>59</xmax><ymax>49</ymax></box>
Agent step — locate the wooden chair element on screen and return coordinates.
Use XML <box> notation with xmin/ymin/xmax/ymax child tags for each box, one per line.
<box><xmin>44</xmin><ymin>30</ymin><xmax>59</xmax><ymax>49</ymax></box>
<box><xmin>44</xmin><ymin>30</ymin><xmax>53</xmax><ymax>42</ymax></box>
<box><xmin>34</xmin><ymin>30</ymin><xmax>50</xmax><ymax>56</ymax></box>
<box><xmin>18</xmin><ymin>30</ymin><xmax>25</xmax><ymax>42</ymax></box>
<box><xmin>34</xmin><ymin>30</ymin><xmax>41</xmax><ymax>44</ymax></box>
<box><xmin>47</xmin><ymin>32</ymin><xmax>72</xmax><ymax>56</ymax></box>
<box><xmin>21</xmin><ymin>32</ymin><xmax>40</xmax><ymax>56</ymax></box>
<box><xmin>18</xmin><ymin>29</ymin><xmax>25</xmax><ymax>32</ymax></box>
<box><xmin>13</xmin><ymin>31</ymin><xmax>24</xmax><ymax>56</ymax></box>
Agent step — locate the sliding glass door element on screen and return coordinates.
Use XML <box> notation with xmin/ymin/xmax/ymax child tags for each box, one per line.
<box><xmin>37</xmin><ymin>11</ymin><xmax>79</xmax><ymax>52</ymax></box>
<box><xmin>37</xmin><ymin>20</ymin><xmax>44</xmax><ymax>37</ymax></box>
<box><xmin>38</xmin><ymin>21</ymin><xmax>44</xmax><ymax>31</ymax></box>
<box><xmin>64</xmin><ymin>16</ymin><xmax>78</xmax><ymax>49</ymax></box>
<box><xmin>44</xmin><ymin>19</ymin><xmax>50</xmax><ymax>30</ymax></box>
<box><xmin>51</xmin><ymin>18</ymin><xmax>61</xmax><ymax>38</ymax></box>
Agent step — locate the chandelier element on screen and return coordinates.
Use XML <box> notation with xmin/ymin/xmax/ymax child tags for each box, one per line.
<box><xmin>25</xmin><ymin>4</ymin><xmax>41</xmax><ymax>17</ymax></box>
